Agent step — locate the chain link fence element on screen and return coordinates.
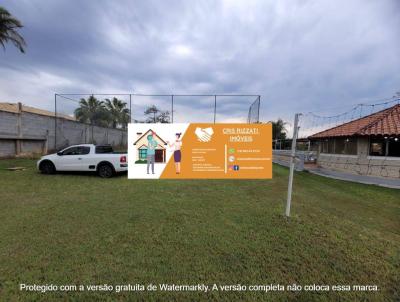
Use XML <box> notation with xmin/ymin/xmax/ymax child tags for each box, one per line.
<box><xmin>54</xmin><ymin>94</ymin><xmax>261</xmax><ymax>151</ymax></box>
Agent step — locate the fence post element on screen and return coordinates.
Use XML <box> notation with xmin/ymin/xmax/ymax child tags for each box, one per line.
<box><xmin>285</xmin><ymin>113</ymin><xmax>301</xmax><ymax>217</ymax></box>
<box><xmin>54</xmin><ymin>94</ymin><xmax>57</xmax><ymax>150</ymax></box>
<box><xmin>129</xmin><ymin>94</ymin><xmax>132</xmax><ymax>124</ymax></box>
<box><xmin>214</xmin><ymin>95</ymin><xmax>217</xmax><ymax>123</ymax></box>
<box><xmin>171</xmin><ymin>95</ymin><xmax>174</xmax><ymax>123</ymax></box>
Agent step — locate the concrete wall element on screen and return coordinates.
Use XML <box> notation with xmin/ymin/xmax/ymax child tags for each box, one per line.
<box><xmin>316</xmin><ymin>137</ymin><xmax>400</xmax><ymax>179</ymax></box>
<box><xmin>0</xmin><ymin>109</ymin><xmax>127</xmax><ymax>158</ymax></box>
<box><xmin>0</xmin><ymin>139</ymin><xmax>16</xmax><ymax>157</ymax></box>
<box><xmin>0</xmin><ymin>110</ymin><xmax>18</xmax><ymax>135</ymax></box>
<box><xmin>55</xmin><ymin>119</ymin><xmax>126</xmax><ymax>149</ymax></box>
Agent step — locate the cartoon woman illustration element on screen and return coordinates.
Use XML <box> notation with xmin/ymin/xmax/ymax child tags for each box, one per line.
<box><xmin>168</xmin><ymin>133</ymin><xmax>182</xmax><ymax>174</ymax></box>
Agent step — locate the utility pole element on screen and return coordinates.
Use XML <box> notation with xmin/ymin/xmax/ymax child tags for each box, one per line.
<box><xmin>286</xmin><ymin>113</ymin><xmax>301</xmax><ymax>217</ymax></box>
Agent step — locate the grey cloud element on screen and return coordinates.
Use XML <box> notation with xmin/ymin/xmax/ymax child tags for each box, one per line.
<box><xmin>0</xmin><ymin>0</ymin><xmax>399</xmax><ymax>124</ymax></box>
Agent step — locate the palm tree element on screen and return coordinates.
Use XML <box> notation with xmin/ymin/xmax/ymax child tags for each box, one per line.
<box><xmin>0</xmin><ymin>6</ymin><xmax>26</xmax><ymax>53</ymax></box>
<box><xmin>74</xmin><ymin>95</ymin><xmax>108</xmax><ymax>126</ymax></box>
<box><xmin>272</xmin><ymin>118</ymin><xmax>288</xmax><ymax>140</ymax></box>
<box><xmin>104</xmin><ymin>97</ymin><xmax>130</xmax><ymax>129</ymax></box>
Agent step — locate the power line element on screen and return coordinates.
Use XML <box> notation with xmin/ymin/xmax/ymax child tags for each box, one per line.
<box><xmin>305</xmin><ymin>96</ymin><xmax>399</xmax><ymax>120</ymax></box>
<box><xmin>305</xmin><ymin>96</ymin><xmax>400</xmax><ymax>118</ymax></box>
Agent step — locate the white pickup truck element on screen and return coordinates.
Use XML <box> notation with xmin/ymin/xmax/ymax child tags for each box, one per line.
<box><xmin>37</xmin><ymin>144</ymin><xmax>127</xmax><ymax>178</ymax></box>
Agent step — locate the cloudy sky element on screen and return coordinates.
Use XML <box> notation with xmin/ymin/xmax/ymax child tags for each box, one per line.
<box><xmin>1</xmin><ymin>0</ymin><xmax>399</xmax><ymax>124</ymax></box>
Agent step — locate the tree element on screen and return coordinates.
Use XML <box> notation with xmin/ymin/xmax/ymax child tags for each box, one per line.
<box><xmin>271</xmin><ymin>118</ymin><xmax>287</xmax><ymax>140</ymax></box>
<box><xmin>105</xmin><ymin>97</ymin><xmax>130</xmax><ymax>129</ymax></box>
<box><xmin>144</xmin><ymin>105</ymin><xmax>159</xmax><ymax>123</ymax></box>
<box><xmin>144</xmin><ymin>105</ymin><xmax>170</xmax><ymax>123</ymax></box>
<box><xmin>156</xmin><ymin>110</ymin><xmax>170</xmax><ymax>123</ymax></box>
<box><xmin>0</xmin><ymin>6</ymin><xmax>26</xmax><ymax>53</ymax></box>
<box><xmin>74</xmin><ymin>96</ymin><xmax>109</xmax><ymax>127</ymax></box>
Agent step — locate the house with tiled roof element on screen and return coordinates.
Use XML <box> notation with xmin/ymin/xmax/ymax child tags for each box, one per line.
<box><xmin>308</xmin><ymin>104</ymin><xmax>400</xmax><ymax>178</ymax></box>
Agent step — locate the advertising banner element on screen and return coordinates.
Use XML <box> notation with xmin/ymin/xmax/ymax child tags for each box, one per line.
<box><xmin>128</xmin><ymin>123</ymin><xmax>272</xmax><ymax>179</ymax></box>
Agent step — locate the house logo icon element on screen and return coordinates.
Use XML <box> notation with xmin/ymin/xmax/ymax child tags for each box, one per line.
<box><xmin>195</xmin><ymin>127</ymin><xmax>214</xmax><ymax>142</ymax></box>
<box><xmin>133</xmin><ymin>129</ymin><xmax>167</xmax><ymax>163</ymax></box>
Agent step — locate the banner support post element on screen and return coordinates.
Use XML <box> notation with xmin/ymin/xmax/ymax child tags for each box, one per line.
<box><xmin>286</xmin><ymin>113</ymin><xmax>300</xmax><ymax>217</ymax></box>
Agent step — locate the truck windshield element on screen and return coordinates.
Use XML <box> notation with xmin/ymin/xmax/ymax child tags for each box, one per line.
<box><xmin>95</xmin><ymin>146</ymin><xmax>114</xmax><ymax>154</ymax></box>
<box><xmin>62</xmin><ymin>146</ymin><xmax>90</xmax><ymax>155</ymax></box>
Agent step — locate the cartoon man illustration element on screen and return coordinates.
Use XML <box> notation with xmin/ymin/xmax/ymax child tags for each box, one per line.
<box><xmin>146</xmin><ymin>131</ymin><xmax>158</xmax><ymax>174</ymax></box>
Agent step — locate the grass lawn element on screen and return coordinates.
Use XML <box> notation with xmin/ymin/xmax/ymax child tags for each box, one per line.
<box><xmin>0</xmin><ymin>159</ymin><xmax>399</xmax><ymax>301</ymax></box>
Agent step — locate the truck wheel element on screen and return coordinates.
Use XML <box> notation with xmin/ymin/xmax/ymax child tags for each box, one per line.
<box><xmin>97</xmin><ymin>163</ymin><xmax>114</xmax><ymax>178</ymax></box>
<box><xmin>40</xmin><ymin>161</ymin><xmax>56</xmax><ymax>174</ymax></box>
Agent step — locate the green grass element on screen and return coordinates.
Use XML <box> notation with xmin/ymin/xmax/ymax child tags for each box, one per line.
<box><xmin>0</xmin><ymin>159</ymin><xmax>399</xmax><ymax>301</ymax></box>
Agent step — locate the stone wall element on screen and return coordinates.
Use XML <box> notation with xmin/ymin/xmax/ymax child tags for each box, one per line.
<box><xmin>316</xmin><ymin>137</ymin><xmax>400</xmax><ymax>179</ymax></box>
<box><xmin>273</xmin><ymin>137</ymin><xmax>400</xmax><ymax>179</ymax></box>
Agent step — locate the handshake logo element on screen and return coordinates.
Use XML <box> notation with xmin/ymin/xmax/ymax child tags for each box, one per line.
<box><xmin>195</xmin><ymin>127</ymin><xmax>214</xmax><ymax>142</ymax></box>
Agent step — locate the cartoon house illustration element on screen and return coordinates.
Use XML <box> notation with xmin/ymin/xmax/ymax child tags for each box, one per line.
<box><xmin>133</xmin><ymin>129</ymin><xmax>167</xmax><ymax>163</ymax></box>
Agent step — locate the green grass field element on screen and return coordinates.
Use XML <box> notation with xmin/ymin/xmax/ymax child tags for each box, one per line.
<box><xmin>0</xmin><ymin>159</ymin><xmax>399</xmax><ymax>301</ymax></box>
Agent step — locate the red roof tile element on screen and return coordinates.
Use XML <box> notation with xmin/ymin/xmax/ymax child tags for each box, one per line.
<box><xmin>309</xmin><ymin>104</ymin><xmax>400</xmax><ymax>138</ymax></box>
